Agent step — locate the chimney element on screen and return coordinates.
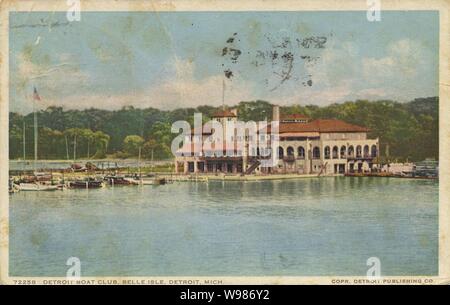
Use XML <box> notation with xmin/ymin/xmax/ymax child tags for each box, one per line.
<box><xmin>272</xmin><ymin>105</ymin><xmax>280</xmax><ymax>122</ymax></box>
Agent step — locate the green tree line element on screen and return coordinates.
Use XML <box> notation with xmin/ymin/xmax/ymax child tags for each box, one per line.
<box><xmin>9</xmin><ymin>97</ymin><xmax>438</xmax><ymax>161</ymax></box>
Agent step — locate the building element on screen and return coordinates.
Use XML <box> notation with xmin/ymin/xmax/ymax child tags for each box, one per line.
<box><xmin>174</xmin><ymin>105</ymin><xmax>379</xmax><ymax>175</ymax></box>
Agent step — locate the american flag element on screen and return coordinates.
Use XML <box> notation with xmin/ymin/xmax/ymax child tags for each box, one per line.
<box><xmin>33</xmin><ymin>87</ymin><xmax>41</xmax><ymax>101</ymax></box>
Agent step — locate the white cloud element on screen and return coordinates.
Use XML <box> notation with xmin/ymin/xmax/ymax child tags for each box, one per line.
<box><xmin>362</xmin><ymin>39</ymin><xmax>424</xmax><ymax>80</ymax></box>
<box><xmin>12</xmin><ymin>52</ymin><xmax>90</xmax><ymax>105</ymax></box>
<box><xmin>37</xmin><ymin>58</ymin><xmax>255</xmax><ymax>111</ymax></box>
<box><xmin>12</xmin><ymin>38</ymin><xmax>433</xmax><ymax>113</ymax></box>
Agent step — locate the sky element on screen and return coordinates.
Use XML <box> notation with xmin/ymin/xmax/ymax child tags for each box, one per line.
<box><xmin>9</xmin><ymin>11</ymin><xmax>439</xmax><ymax>114</ymax></box>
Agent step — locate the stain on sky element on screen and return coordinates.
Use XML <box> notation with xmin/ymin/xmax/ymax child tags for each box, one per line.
<box><xmin>222</xmin><ymin>32</ymin><xmax>327</xmax><ymax>91</ymax></box>
<box><xmin>222</xmin><ymin>33</ymin><xmax>242</xmax><ymax>80</ymax></box>
<box><xmin>10</xmin><ymin>18</ymin><xmax>71</xmax><ymax>29</ymax></box>
<box><xmin>224</xmin><ymin>69</ymin><xmax>233</xmax><ymax>79</ymax></box>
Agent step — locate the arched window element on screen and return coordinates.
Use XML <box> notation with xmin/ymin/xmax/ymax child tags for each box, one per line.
<box><xmin>363</xmin><ymin>145</ymin><xmax>370</xmax><ymax>158</ymax></box>
<box><xmin>332</xmin><ymin>146</ymin><xmax>339</xmax><ymax>159</ymax></box>
<box><xmin>356</xmin><ymin>145</ymin><xmax>362</xmax><ymax>158</ymax></box>
<box><xmin>348</xmin><ymin>146</ymin><xmax>354</xmax><ymax>158</ymax></box>
<box><xmin>313</xmin><ymin>146</ymin><xmax>320</xmax><ymax>159</ymax></box>
<box><xmin>340</xmin><ymin>146</ymin><xmax>346</xmax><ymax>158</ymax></box>
<box><xmin>278</xmin><ymin>146</ymin><xmax>284</xmax><ymax>159</ymax></box>
<box><xmin>297</xmin><ymin>146</ymin><xmax>305</xmax><ymax>159</ymax></box>
<box><xmin>324</xmin><ymin>146</ymin><xmax>330</xmax><ymax>159</ymax></box>
<box><xmin>371</xmin><ymin>145</ymin><xmax>377</xmax><ymax>157</ymax></box>
<box><xmin>287</xmin><ymin>146</ymin><xmax>294</xmax><ymax>156</ymax></box>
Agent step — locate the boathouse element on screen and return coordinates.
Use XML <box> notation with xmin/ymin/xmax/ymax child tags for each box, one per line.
<box><xmin>174</xmin><ymin>105</ymin><xmax>379</xmax><ymax>175</ymax></box>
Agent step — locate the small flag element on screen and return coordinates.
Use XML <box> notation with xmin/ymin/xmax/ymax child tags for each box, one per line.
<box><xmin>33</xmin><ymin>87</ymin><xmax>41</xmax><ymax>101</ymax></box>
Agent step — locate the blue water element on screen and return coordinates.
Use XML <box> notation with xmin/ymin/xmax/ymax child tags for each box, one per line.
<box><xmin>9</xmin><ymin>177</ymin><xmax>438</xmax><ymax>276</ymax></box>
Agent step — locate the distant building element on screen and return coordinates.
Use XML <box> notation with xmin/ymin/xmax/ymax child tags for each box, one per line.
<box><xmin>174</xmin><ymin>105</ymin><xmax>379</xmax><ymax>175</ymax></box>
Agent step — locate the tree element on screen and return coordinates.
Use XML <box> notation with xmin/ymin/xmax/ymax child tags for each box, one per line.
<box><xmin>92</xmin><ymin>131</ymin><xmax>110</xmax><ymax>159</ymax></box>
<box><xmin>9</xmin><ymin>124</ymin><xmax>23</xmax><ymax>159</ymax></box>
<box><xmin>236</xmin><ymin>100</ymin><xmax>273</xmax><ymax>121</ymax></box>
<box><xmin>64</xmin><ymin>128</ymin><xmax>83</xmax><ymax>161</ymax></box>
<box><xmin>123</xmin><ymin>135</ymin><xmax>144</xmax><ymax>157</ymax></box>
<box><xmin>8</xmin><ymin>97</ymin><xmax>439</xmax><ymax>162</ymax></box>
<box><xmin>142</xmin><ymin>139</ymin><xmax>171</xmax><ymax>160</ymax></box>
<box><xmin>148</xmin><ymin>122</ymin><xmax>172</xmax><ymax>145</ymax></box>
<box><xmin>38</xmin><ymin>127</ymin><xmax>64</xmax><ymax>159</ymax></box>
<box><xmin>81</xmin><ymin>129</ymin><xmax>95</xmax><ymax>159</ymax></box>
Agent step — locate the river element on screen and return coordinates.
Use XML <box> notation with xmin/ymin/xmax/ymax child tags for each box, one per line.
<box><xmin>9</xmin><ymin>177</ymin><xmax>438</xmax><ymax>276</ymax></box>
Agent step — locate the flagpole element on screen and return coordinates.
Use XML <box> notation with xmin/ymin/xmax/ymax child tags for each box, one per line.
<box><xmin>34</xmin><ymin>104</ymin><xmax>38</xmax><ymax>170</ymax></box>
<box><xmin>222</xmin><ymin>78</ymin><xmax>225</xmax><ymax>110</ymax></box>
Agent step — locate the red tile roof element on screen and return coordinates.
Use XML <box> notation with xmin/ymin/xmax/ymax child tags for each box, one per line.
<box><xmin>212</xmin><ymin>109</ymin><xmax>237</xmax><ymax>118</ymax></box>
<box><xmin>189</xmin><ymin>118</ymin><xmax>369</xmax><ymax>135</ymax></box>
<box><xmin>281</xmin><ymin>113</ymin><xmax>310</xmax><ymax>120</ymax></box>
<box><xmin>278</xmin><ymin>119</ymin><xmax>369</xmax><ymax>133</ymax></box>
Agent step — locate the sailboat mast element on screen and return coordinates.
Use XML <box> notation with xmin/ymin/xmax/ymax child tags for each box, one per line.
<box><xmin>151</xmin><ymin>149</ymin><xmax>154</xmax><ymax>172</ymax></box>
<box><xmin>22</xmin><ymin>120</ymin><xmax>26</xmax><ymax>160</ymax></box>
<box><xmin>34</xmin><ymin>105</ymin><xmax>38</xmax><ymax>169</ymax></box>
<box><xmin>138</xmin><ymin>146</ymin><xmax>141</xmax><ymax>178</ymax></box>
<box><xmin>65</xmin><ymin>136</ymin><xmax>69</xmax><ymax>160</ymax></box>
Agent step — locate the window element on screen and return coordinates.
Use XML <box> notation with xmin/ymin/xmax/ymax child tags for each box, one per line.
<box><xmin>313</xmin><ymin>147</ymin><xmax>320</xmax><ymax>159</ymax></box>
<box><xmin>363</xmin><ymin>145</ymin><xmax>370</xmax><ymax>158</ymax></box>
<box><xmin>287</xmin><ymin>146</ymin><xmax>294</xmax><ymax>156</ymax></box>
<box><xmin>278</xmin><ymin>146</ymin><xmax>284</xmax><ymax>159</ymax></box>
<box><xmin>356</xmin><ymin>145</ymin><xmax>362</xmax><ymax>158</ymax></box>
<box><xmin>348</xmin><ymin>146</ymin><xmax>354</xmax><ymax>158</ymax></box>
<box><xmin>298</xmin><ymin>146</ymin><xmax>305</xmax><ymax>159</ymax></box>
<box><xmin>340</xmin><ymin>146</ymin><xmax>346</xmax><ymax>158</ymax></box>
<box><xmin>324</xmin><ymin>146</ymin><xmax>330</xmax><ymax>159</ymax></box>
<box><xmin>371</xmin><ymin>145</ymin><xmax>377</xmax><ymax>157</ymax></box>
<box><xmin>332</xmin><ymin>146</ymin><xmax>339</xmax><ymax>159</ymax></box>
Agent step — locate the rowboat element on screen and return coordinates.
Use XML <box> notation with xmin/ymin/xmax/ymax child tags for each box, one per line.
<box><xmin>19</xmin><ymin>183</ymin><xmax>59</xmax><ymax>191</ymax></box>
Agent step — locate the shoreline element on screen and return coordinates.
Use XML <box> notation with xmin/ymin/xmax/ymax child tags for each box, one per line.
<box><xmin>165</xmin><ymin>173</ymin><xmax>437</xmax><ymax>182</ymax></box>
<box><xmin>9</xmin><ymin>170</ymin><xmax>438</xmax><ymax>182</ymax></box>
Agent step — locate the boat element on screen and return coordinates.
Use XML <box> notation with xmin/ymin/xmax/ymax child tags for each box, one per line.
<box><xmin>124</xmin><ymin>175</ymin><xmax>166</xmax><ymax>185</ymax></box>
<box><xmin>154</xmin><ymin>177</ymin><xmax>166</xmax><ymax>185</ymax></box>
<box><xmin>68</xmin><ymin>179</ymin><xmax>104</xmax><ymax>189</ymax></box>
<box><xmin>127</xmin><ymin>178</ymin><xmax>155</xmax><ymax>185</ymax></box>
<box><xmin>19</xmin><ymin>183</ymin><xmax>59</xmax><ymax>191</ymax></box>
<box><xmin>34</xmin><ymin>172</ymin><xmax>52</xmax><ymax>181</ymax></box>
<box><xmin>19</xmin><ymin>175</ymin><xmax>38</xmax><ymax>183</ymax></box>
<box><xmin>104</xmin><ymin>175</ymin><xmax>138</xmax><ymax>186</ymax></box>
<box><xmin>414</xmin><ymin>159</ymin><xmax>438</xmax><ymax>179</ymax></box>
<box><xmin>9</xmin><ymin>179</ymin><xmax>19</xmax><ymax>194</ymax></box>
<box><xmin>70</xmin><ymin>163</ymin><xmax>91</xmax><ymax>172</ymax></box>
